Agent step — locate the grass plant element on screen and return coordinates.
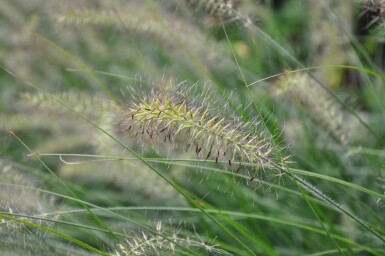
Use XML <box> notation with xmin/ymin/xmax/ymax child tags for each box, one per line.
<box><xmin>1</xmin><ymin>0</ymin><xmax>385</xmax><ymax>255</ymax></box>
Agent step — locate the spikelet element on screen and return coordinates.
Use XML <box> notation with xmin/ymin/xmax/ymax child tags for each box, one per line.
<box><xmin>21</xmin><ymin>91</ymin><xmax>114</xmax><ymax>116</ymax></box>
<box><xmin>19</xmin><ymin>91</ymin><xmax>185</xmax><ymax>204</ymax></box>
<box><xmin>0</xmin><ymin>159</ymin><xmax>60</xmax><ymax>255</ymax></box>
<box><xmin>186</xmin><ymin>0</ymin><xmax>241</xmax><ymax>24</ymax></box>
<box><xmin>82</xmin><ymin>99</ymin><xmax>186</xmax><ymax>205</ymax></box>
<box><xmin>11</xmin><ymin>91</ymin><xmax>112</xmax><ymax>153</ymax></box>
<box><xmin>121</xmin><ymin>85</ymin><xmax>279</xmax><ymax>178</ymax></box>
<box><xmin>0</xmin><ymin>160</ymin><xmax>57</xmax><ymax>226</ymax></box>
<box><xmin>0</xmin><ymin>112</ymin><xmax>77</xmax><ymax>132</ymax></box>
<box><xmin>113</xmin><ymin>221</ymin><xmax>232</xmax><ymax>256</ymax></box>
<box><xmin>361</xmin><ymin>0</ymin><xmax>385</xmax><ymax>19</ymax></box>
<box><xmin>308</xmin><ymin>0</ymin><xmax>352</xmax><ymax>89</ymax></box>
<box><xmin>54</xmin><ymin>3</ymin><xmax>235</xmax><ymax>77</ymax></box>
<box><xmin>275</xmin><ymin>72</ymin><xmax>351</xmax><ymax>144</ymax></box>
<box><xmin>359</xmin><ymin>0</ymin><xmax>385</xmax><ymax>38</ymax></box>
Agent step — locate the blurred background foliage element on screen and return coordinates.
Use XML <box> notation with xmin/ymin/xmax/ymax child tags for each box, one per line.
<box><xmin>1</xmin><ymin>0</ymin><xmax>385</xmax><ymax>255</ymax></box>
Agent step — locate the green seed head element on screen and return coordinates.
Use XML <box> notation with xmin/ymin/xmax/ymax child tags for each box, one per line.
<box><xmin>121</xmin><ymin>86</ymin><xmax>279</xmax><ymax>177</ymax></box>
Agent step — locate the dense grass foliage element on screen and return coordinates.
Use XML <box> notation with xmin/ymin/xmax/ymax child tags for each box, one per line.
<box><xmin>1</xmin><ymin>0</ymin><xmax>385</xmax><ymax>255</ymax></box>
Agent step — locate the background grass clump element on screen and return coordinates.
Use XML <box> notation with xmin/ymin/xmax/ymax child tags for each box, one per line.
<box><xmin>1</xmin><ymin>0</ymin><xmax>385</xmax><ymax>255</ymax></box>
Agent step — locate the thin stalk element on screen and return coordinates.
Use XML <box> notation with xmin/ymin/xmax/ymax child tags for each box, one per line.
<box><xmin>275</xmin><ymin>163</ymin><xmax>385</xmax><ymax>244</ymax></box>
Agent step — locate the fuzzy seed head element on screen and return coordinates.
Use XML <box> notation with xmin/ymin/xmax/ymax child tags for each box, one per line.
<box><xmin>187</xmin><ymin>0</ymin><xmax>241</xmax><ymax>21</ymax></box>
<box><xmin>114</xmin><ymin>221</ymin><xmax>231</xmax><ymax>255</ymax></box>
<box><xmin>121</xmin><ymin>87</ymin><xmax>278</xmax><ymax>176</ymax></box>
<box><xmin>275</xmin><ymin>72</ymin><xmax>351</xmax><ymax>144</ymax></box>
